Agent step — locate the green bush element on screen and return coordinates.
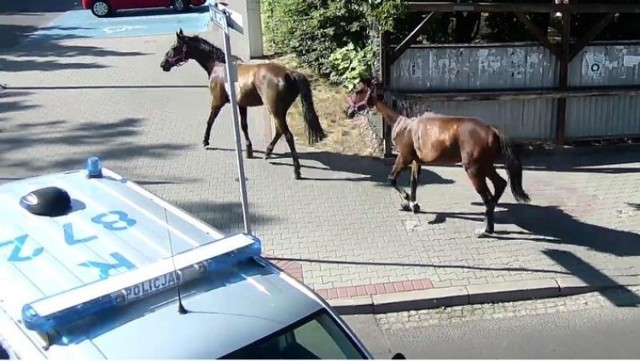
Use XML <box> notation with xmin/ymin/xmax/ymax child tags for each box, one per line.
<box><xmin>262</xmin><ymin>0</ymin><xmax>406</xmax><ymax>85</ymax></box>
<box><xmin>327</xmin><ymin>43</ymin><xmax>374</xmax><ymax>91</ymax></box>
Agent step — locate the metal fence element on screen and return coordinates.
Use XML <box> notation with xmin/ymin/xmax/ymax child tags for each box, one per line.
<box><xmin>384</xmin><ymin>41</ymin><xmax>640</xmax><ymax>143</ymax></box>
<box><xmin>566</xmin><ymin>41</ymin><xmax>640</xmax><ymax>139</ymax></box>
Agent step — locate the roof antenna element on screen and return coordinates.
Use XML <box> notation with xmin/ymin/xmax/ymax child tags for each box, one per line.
<box><xmin>163</xmin><ymin>207</ymin><xmax>188</xmax><ymax>314</ymax></box>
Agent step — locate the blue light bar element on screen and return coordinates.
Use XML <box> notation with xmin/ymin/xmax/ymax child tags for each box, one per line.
<box><xmin>22</xmin><ymin>233</ymin><xmax>261</xmax><ymax>333</ymax></box>
<box><xmin>86</xmin><ymin>156</ymin><xmax>103</xmax><ymax>178</ymax></box>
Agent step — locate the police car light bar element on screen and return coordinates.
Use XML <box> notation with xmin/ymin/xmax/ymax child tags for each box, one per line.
<box><xmin>21</xmin><ymin>233</ymin><xmax>262</xmax><ymax>333</ymax></box>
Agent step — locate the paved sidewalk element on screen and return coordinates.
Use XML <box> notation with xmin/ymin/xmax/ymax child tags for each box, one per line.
<box><xmin>1</xmin><ymin>32</ymin><xmax>639</xmax><ymax>313</ymax></box>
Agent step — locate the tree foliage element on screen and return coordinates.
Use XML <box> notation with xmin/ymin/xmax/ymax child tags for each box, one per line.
<box><xmin>261</xmin><ymin>0</ymin><xmax>406</xmax><ymax>89</ymax></box>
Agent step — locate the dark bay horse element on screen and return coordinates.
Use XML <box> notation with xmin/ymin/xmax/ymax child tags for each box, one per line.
<box><xmin>160</xmin><ymin>29</ymin><xmax>327</xmax><ymax>179</ymax></box>
<box><xmin>345</xmin><ymin>79</ymin><xmax>531</xmax><ymax>236</ymax></box>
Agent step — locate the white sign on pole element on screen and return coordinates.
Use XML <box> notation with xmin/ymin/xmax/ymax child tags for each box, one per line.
<box><xmin>209</xmin><ymin>1</ymin><xmax>251</xmax><ymax>235</ymax></box>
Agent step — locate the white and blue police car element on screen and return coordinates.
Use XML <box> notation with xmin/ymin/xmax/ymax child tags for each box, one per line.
<box><xmin>0</xmin><ymin>157</ymin><xmax>375</xmax><ymax>359</ymax></box>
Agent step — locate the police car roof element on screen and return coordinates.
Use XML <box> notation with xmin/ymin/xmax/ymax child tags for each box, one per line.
<box><xmin>0</xmin><ymin>167</ymin><xmax>323</xmax><ymax>359</ymax></box>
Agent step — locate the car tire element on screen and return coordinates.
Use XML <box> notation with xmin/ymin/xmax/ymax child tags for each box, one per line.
<box><xmin>91</xmin><ymin>0</ymin><xmax>112</xmax><ymax>17</ymax></box>
<box><xmin>172</xmin><ymin>0</ymin><xmax>190</xmax><ymax>13</ymax></box>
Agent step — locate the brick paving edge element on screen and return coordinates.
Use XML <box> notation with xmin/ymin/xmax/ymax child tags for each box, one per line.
<box><xmin>328</xmin><ymin>275</ymin><xmax>640</xmax><ymax>315</ymax></box>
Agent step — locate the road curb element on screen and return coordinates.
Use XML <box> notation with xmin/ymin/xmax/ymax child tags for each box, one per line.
<box><xmin>329</xmin><ymin>275</ymin><xmax>640</xmax><ymax>315</ymax></box>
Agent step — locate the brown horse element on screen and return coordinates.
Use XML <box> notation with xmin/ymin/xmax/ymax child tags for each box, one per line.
<box><xmin>160</xmin><ymin>29</ymin><xmax>327</xmax><ymax>179</ymax></box>
<box><xmin>345</xmin><ymin>79</ymin><xmax>531</xmax><ymax>236</ymax></box>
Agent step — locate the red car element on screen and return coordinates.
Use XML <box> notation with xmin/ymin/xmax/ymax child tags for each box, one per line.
<box><xmin>81</xmin><ymin>0</ymin><xmax>207</xmax><ymax>17</ymax></box>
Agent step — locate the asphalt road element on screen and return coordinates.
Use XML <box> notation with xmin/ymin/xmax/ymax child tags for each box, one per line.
<box><xmin>0</xmin><ymin>0</ymin><xmax>79</xmax><ymax>49</ymax></box>
<box><xmin>345</xmin><ymin>286</ymin><xmax>640</xmax><ymax>359</ymax></box>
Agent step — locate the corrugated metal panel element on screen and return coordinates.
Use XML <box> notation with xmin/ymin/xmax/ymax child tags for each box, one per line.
<box><xmin>564</xmin><ymin>42</ymin><xmax>640</xmax><ymax>139</ymax></box>
<box><xmin>566</xmin><ymin>95</ymin><xmax>640</xmax><ymax>139</ymax></box>
<box><xmin>390</xmin><ymin>44</ymin><xmax>558</xmax><ymax>91</ymax></box>
<box><xmin>569</xmin><ymin>43</ymin><xmax>640</xmax><ymax>87</ymax></box>
<box><xmin>389</xmin><ymin>96</ymin><xmax>556</xmax><ymax>141</ymax></box>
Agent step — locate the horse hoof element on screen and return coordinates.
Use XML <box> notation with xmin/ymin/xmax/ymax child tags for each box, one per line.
<box><xmin>294</xmin><ymin>172</ymin><xmax>302</xmax><ymax>180</ymax></box>
<box><xmin>203</xmin><ymin>141</ymin><xmax>209</xmax><ymax>147</ymax></box>
<box><xmin>474</xmin><ymin>228</ymin><xmax>491</xmax><ymax>238</ymax></box>
<box><xmin>411</xmin><ymin>202</ymin><xmax>421</xmax><ymax>213</ymax></box>
<box><xmin>246</xmin><ymin>152</ymin><xmax>254</xmax><ymax>159</ymax></box>
<box><xmin>401</xmin><ymin>203</ymin><xmax>411</xmax><ymax>212</ymax></box>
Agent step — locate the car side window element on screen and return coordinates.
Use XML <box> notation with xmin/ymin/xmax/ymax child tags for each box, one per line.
<box><xmin>291</xmin><ymin>316</ymin><xmax>352</xmax><ymax>359</ymax></box>
<box><xmin>292</xmin><ymin>314</ymin><xmax>361</xmax><ymax>359</ymax></box>
<box><xmin>221</xmin><ymin>311</ymin><xmax>365</xmax><ymax>359</ymax></box>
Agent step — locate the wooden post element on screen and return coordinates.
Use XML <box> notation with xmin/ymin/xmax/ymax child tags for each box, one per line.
<box><xmin>514</xmin><ymin>12</ymin><xmax>560</xmax><ymax>59</ymax></box>
<box><xmin>381</xmin><ymin>30</ymin><xmax>394</xmax><ymax>158</ymax></box>
<box><xmin>556</xmin><ymin>11</ymin><xmax>571</xmax><ymax>145</ymax></box>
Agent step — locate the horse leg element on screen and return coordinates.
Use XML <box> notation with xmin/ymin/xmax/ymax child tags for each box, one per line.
<box><xmin>203</xmin><ymin>103</ymin><xmax>223</xmax><ymax>147</ymax></box>
<box><xmin>408</xmin><ymin>160</ymin><xmax>422</xmax><ymax>213</ymax></box>
<box><xmin>487</xmin><ymin>166</ymin><xmax>507</xmax><ymax>206</ymax></box>
<box><xmin>275</xmin><ymin>115</ymin><xmax>302</xmax><ymax>179</ymax></box>
<box><xmin>238</xmin><ymin>106</ymin><xmax>253</xmax><ymax>158</ymax></box>
<box><xmin>388</xmin><ymin>154</ymin><xmax>413</xmax><ymax>211</ymax></box>
<box><xmin>465</xmin><ymin>165</ymin><xmax>495</xmax><ymax>237</ymax></box>
<box><xmin>264</xmin><ymin>129</ymin><xmax>283</xmax><ymax>160</ymax></box>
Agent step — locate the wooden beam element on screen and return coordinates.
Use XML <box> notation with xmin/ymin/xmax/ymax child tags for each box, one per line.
<box><xmin>569</xmin><ymin>12</ymin><xmax>616</xmax><ymax>61</ymax></box>
<box><xmin>390</xmin><ymin>12</ymin><xmax>436</xmax><ymax>64</ymax></box>
<box><xmin>406</xmin><ymin>2</ymin><xmax>640</xmax><ymax>14</ymax></box>
<box><xmin>556</xmin><ymin>11</ymin><xmax>572</xmax><ymax>145</ymax></box>
<box><xmin>395</xmin><ymin>86</ymin><xmax>640</xmax><ymax>102</ymax></box>
<box><xmin>514</xmin><ymin>12</ymin><xmax>560</xmax><ymax>59</ymax></box>
<box><xmin>380</xmin><ymin>30</ymin><xmax>394</xmax><ymax>158</ymax></box>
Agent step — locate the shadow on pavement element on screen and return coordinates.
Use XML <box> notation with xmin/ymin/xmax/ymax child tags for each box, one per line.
<box><xmin>626</xmin><ymin>202</ymin><xmax>640</xmax><ymax>211</ymax></box>
<box><xmin>543</xmin><ymin>249</ymin><xmax>640</xmax><ymax>307</ymax></box>
<box><xmin>176</xmin><ymin>201</ymin><xmax>279</xmax><ymax>235</ymax></box>
<box><xmin>265</xmin><ymin>256</ymin><xmax>573</xmax><ymax>277</ymax></box>
<box><xmin>0</xmin><ymin>0</ymin><xmax>80</xmax><ymax>48</ymax></box>
<box><xmin>0</xmin><ymin>91</ymin><xmax>40</xmax><ymax>115</ymax></box>
<box><xmin>433</xmin><ymin>202</ymin><xmax>640</xmax><ymax>258</ymax></box>
<box><xmin>208</xmin><ymin>147</ymin><xmax>456</xmax><ymax>186</ymax></box>
<box><xmin>0</xmin><ymin>116</ymin><xmax>191</xmax><ymax>174</ymax></box>
<box><xmin>0</xmin><ymin>24</ymin><xmax>149</xmax><ymax>72</ymax></box>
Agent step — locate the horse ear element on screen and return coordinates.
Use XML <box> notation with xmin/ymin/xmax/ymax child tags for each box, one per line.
<box><xmin>178</xmin><ymin>28</ymin><xmax>184</xmax><ymax>35</ymax></box>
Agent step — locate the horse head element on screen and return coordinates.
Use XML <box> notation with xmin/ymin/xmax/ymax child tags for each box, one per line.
<box><xmin>161</xmin><ymin>29</ymin><xmax>228</xmax><ymax>73</ymax></box>
<box><xmin>160</xmin><ymin>28</ymin><xmax>193</xmax><ymax>72</ymax></box>
<box><xmin>345</xmin><ymin>77</ymin><xmax>382</xmax><ymax>118</ymax></box>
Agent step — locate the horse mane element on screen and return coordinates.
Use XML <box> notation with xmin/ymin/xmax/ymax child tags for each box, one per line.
<box><xmin>188</xmin><ymin>35</ymin><xmax>227</xmax><ymax>64</ymax></box>
<box><xmin>420</xmin><ymin>111</ymin><xmax>445</xmax><ymax>118</ymax></box>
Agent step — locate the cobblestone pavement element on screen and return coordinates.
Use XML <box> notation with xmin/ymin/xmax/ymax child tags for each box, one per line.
<box><xmin>374</xmin><ymin>285</ymin><xmax>640</xmax><ymax>329</ymax></box>
<box><xmin>1</xmin><ymin>30</ymin><xmax>640</xmax><ymax>304</ymax></box>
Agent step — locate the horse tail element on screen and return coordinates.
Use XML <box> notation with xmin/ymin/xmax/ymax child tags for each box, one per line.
<box><xmin>289</xmin><ymin>70</ymin><xmax>327</xmax><ymax>145</ymax></box>
<box><xmin>493</xmin><ymin>128</ymin><xmax>531</xmax><ymax>203</ymax></box>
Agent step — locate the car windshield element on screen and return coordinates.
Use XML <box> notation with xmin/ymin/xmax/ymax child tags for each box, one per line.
<box><xmin>221</xmin><ymin>310</ymin><xmax>368</xmax><ymax>359</ymax></box>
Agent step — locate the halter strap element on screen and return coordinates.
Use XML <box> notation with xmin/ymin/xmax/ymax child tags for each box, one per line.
<box><xmin>346</xmin><ymin>87</ymin><xmax>372</xmax><ymax>112</ymax></box>
<box><xmin>168</xmin><ymin>45</ymin><xmax>188</xmax><ymax>67</ymax></box>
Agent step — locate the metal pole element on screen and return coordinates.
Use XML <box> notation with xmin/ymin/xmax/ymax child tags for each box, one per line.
<box><xmin>219</xmin><ymin>12</ymin><xmax>252</xmax><ymax>235</ymax></box>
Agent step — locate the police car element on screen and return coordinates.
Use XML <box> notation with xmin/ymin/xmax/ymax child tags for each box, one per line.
<box><xmin>0</xmin><ymin>157</ymin><xmax>374</xmax><ymax>359</ymax></box>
